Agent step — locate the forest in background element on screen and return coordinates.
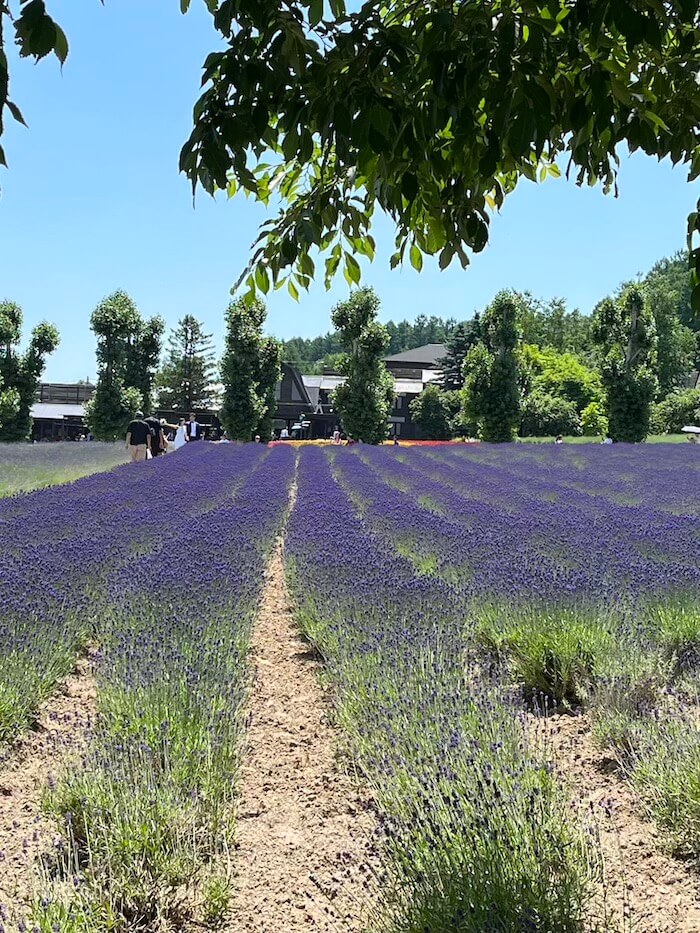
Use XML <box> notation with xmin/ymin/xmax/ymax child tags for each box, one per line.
<box><xmin>281</xmin><ymin>252</ymin><xmax>696</xmax><ymax>378</ymax></box>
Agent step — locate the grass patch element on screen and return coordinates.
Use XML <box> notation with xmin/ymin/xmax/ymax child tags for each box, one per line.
<box><xmin>0</xmin><ymin>443</ymin><xmax>127</xmax><ymax>497</ymax></box>
<box><xmin>476</xmin><ymin>609</ymin><xmax>616</xmax><ymax>707</ymax></box>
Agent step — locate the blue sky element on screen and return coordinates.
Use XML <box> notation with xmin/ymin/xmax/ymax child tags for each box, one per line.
<box><xmin>1</xmin><ymin>1</ymin><xmax>697</xmax><ymax>382</ymax></box>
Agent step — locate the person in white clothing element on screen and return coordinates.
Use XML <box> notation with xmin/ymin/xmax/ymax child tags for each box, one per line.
<box><xmin>173</xmin><ymin>418</ymin><xmax>189</xmax><ymax>450</ymax></box>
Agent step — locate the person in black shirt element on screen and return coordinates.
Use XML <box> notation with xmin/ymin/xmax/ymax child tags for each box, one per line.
<box><xmin>144</xmin><ymin>415</ymin><xmax>166</xmax><ymax>456</ymax></box>
<box><xmin>125</xmin><ymin>412</ymin><xmax>151</xmax><ymax>462</ymax></box>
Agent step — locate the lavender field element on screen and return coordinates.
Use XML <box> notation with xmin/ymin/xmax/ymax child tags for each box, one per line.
<box><xmin>1</xmin><ymin>442</ymin><xmax>699</xmax><ymax>931</ymax></box>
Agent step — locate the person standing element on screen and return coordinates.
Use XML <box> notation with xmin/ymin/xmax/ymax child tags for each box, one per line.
<box><xmin>125</xmin><ymin>411</ymin><xmax>151</xmax><ymax>462</ymax></box>
<box><xmin>188</xmin><ymin>412</ymin><xmax>201</xmax><ymax>442</ymax></box>
<box><xmin>173</xmin><ymin>418</ymin><xmax>189</xmax><ymax>450</ymax></box>
<box><xmin>144</xmin><ymin>414</ymin><xmax>167</xmax><ymax>457</ymax></box>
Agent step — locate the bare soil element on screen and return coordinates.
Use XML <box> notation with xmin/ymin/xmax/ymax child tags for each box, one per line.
<box><xmin>227</xmin><ymin>536</ymin><xmax>378</xmax><ymax>932</ymax></box>
<box><xmin>0</xmin><ymin>655</ymin><xmax>96</xmax><ymax>922</ymax></box>
<box><xmin>535</xmin><ymin>712</ymin><xmax>700</xmax><ymax>932</ymax></box>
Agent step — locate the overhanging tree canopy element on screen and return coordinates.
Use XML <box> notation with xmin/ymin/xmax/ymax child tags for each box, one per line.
<box><xmin>2</xmin><ymin>1</ymin><xmax>699</xmax><ymax>308</ymax></box>
<box><xmin>179</xmin><ymin>0</ymin><xmax>700</xmax><ymax>309</ymax></box>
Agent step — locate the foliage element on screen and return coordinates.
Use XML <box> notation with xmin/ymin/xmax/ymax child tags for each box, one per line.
<box><xmin>645</xmin><ymin>266</ymin><xmax>698</xmax><ymax>393</ymax></box>
<box><xmin>0</xmin><ymin>0</ymin><xmax>74</xmax><ymax>168</ymax></box>
<box><xmin>477</xmin><ymin>612</ymin><xmax>614</xmax><ymax>706</ymax></box>
<box><xmin>462</xmin><ymin>292</ymin><xmax>521</xmax><ymax>442</ymax></box>
<box><xmin>84</xmin><ymin>382</ymin><xmax>142</xmax><ymax>442</ymax></box>
<box><xmin>220</xmin><ymin>298</ymin><xmax>281</xmax><ymax>441</ymax></box>
<box><xmin>650</xmin><ymin>388</ymin><xmax>700</xmax><ymax>435</ymax></box>
<box><xmin>88</xmin><ymin>291</ymin><xmax>162</xmax><ymax>440</ymax></box>
<box><xmin>282</xmin><ymin>314</ymin><xmax>458</xmax><ymax>373</ymax></box>
<box><xmin>409</xmin><ymin>384</ymin><xmax>452</xmax><ymax>440</ymax></box>
<box><xmin>581</xmin><ymin>401</ymin><xmax>608</xmax><ymax>438</ymax></box>
<box><xmin>592</xmin><ymin>286</ymin><xmax>659</xmax><ymax>443</ymax></box>
<box><xmin>436</xmin><ymin>318</ymin><xmax>481</xmax><ymax>391</ymax></box>
<box><xmin>158</xmin><ymin>315</ymin><xmax>217</xmax><ymax>412</ymax></box>
<box><xmin>520</xmin><ymin>296</ymin><xmax>592</xmax><ymax>355</ymax></box>
<box><xmin>181</xmin><ymin>0</ymin><xmax>700</xmax><ymax>311</ymax></box>
<box><xmin>520</xmin><ymin>390</ymin><xmax>581</xmax><ymax>438</ymax></box>
<box><xmin>123</xmin><ymin>316</ymin><xmax>165</xmax><ymax>416</ymax></box>
<box><xmin>331</xmin><ymin>287</ymin><xmax>394</xmax><ymax>444</ymax></box>
<box><xmin>645</xmin><ymin>251</ymin><xmax>697</xmax><ymax>335</ymax></box>
<box><xmin>0</xmin><ymin>372</ymin><xmax>20</xmax><ymax>431</ymax></box>
<box><xmin>0</xmin><ymin>299</ymin><xmax>60</xmax><ymax>440</ymax></box>
<box><xmin>520</xmin><ymin>344</ymin><xmax>602</xmax><ymax>411</ymax></box>
<box><xmin>256</xmin><ymin>336</ymin><xmax>283</xmax><ymax>441</ymax></box>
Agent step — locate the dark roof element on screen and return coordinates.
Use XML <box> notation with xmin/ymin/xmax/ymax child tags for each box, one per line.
<box><xmin>384</xmin><ymin>343</ymin><xmax>447</xmax><ymax>367</ymax></box>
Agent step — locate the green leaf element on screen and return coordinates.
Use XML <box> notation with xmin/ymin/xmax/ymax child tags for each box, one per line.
<box><xmin>255</xmin><ymin>264</ymin><xmax>270</xmax><ymax>295</ymax></box>
<box><xmin>409</xmin><ymin>244</ymin><xmax>423</xmax><ymax>272</ymax></box>
<box><xmin>6</xmin><ymin>101</ymin><xmax>27</xmax><ymax>127</ymax></box>
<box><xmin>309</xmin><ymin>0</ymin><xmax>324</xmax><ymax>28</ymax></box>
<box><xmin>287</xmin><ymin>279</ymin><xmax>300</xmax><ymax>301</ymax></box>
<box><xmin>344</xmin><ymin>252</ymin><xmax>361</xmax><ymax>285</ymax></box>
<box><xmin>691</xmin><ymin>282</ymin><xmax>700</xmax><ymax>316</ymax></box>
<box><xmin>439</xmin><ymin>245</ymin><xmax>455</xmax><ymax>270</ymax></box>
<box><xmin>53</xmin><ymin>24</ymin><xmax>69</xmax><ymax>65</ymax></box>
<box><xmin>401</xmin><ymin>172</ymin><xmax>419</xmax><ymax>202</ymax></box>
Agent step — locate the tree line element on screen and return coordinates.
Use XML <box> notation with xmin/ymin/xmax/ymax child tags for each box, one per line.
<box><xmin>0</xmin><ymin>251</ymin><xmax>696</xmax><ymax>444</ymax></box>
<box><xmin>282</xmin><ymin>315</ymin><xmax>459</xmax><ymax>373</ymax></box>
<box><xmin>410</xmin><ymin>253</ymin><xmax>699</xmax><ymax>442</ymax></box>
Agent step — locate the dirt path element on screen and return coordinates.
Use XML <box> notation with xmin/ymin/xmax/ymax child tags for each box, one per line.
<box><xmin>535</xmin><ymin>712</ymin><xmax>700</xmax><ymax>932</ymax></box>
<box><xmin>0</xmin><ymin>655</ymin><xmax>97</xmax><ymax>922</ymax></box>
<box><xmin>227</xmin><ymin>533</ymin><xmax>378</xmax><ymax>932</ymax></box>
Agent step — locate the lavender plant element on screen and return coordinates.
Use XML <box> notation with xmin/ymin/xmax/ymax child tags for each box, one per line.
<box><xmin>287</xmin><ymin>447</ymin><xmax>605</xmax><ymax>932</ymax></box>
<box><xmin>34</xmin><ymin>445</ymin><xmax>295</xmax><ymax>927</ymax></box>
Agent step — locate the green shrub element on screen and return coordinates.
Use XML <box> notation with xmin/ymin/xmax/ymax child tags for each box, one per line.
<box><xmin>649</xmin><ymin>387</ymin><xmax>700</xmax><ymax>435</ymax></box>
<box><xmin>519</xmin><ymin>391</ymin><xmax>582</xmax><ymax>438</ymax></box>
<box><xmin>651</xmin><ymin>605</ymin><xmax>700</xmax><ymax>674</ymax></box>
<box><xmin>581</xmin><ymin>401</ymin><xmax>608</xmax><ymax>438</ymax></box>
<box><xmin>477</xmin><ymin>613</ymin><xmax>614</xmax><ymax>706</ymax></box>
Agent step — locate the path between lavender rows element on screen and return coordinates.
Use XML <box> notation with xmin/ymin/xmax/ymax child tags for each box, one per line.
<box><xmin>226</xmin><ymin>511</ymin><xmax>379</xmax><ymax>932</ymax></box>
<box><xmin>0</xmin><ymin>653</ymin><xmax>97</xmax><ymax>925</ymax></box>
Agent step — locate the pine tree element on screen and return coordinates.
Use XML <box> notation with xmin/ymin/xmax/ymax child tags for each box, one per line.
<box><xmin>0</xmin><ymin>300</ymin><xmax>60</xmax><ymax>440</ymax></box>
<box><xmin>331</xmin><ymin>288</ymin><xmax>394</xmax><ymax>444</ymax></box>
<box><xmin>158</xmin><ymin>315</ymin><xmax>216</xmax><ymax>412</ymax></box>
<box><xmin>437</xmin><ymin>316</ymin><xmax>482</xmax><ymax>391</ymax></box>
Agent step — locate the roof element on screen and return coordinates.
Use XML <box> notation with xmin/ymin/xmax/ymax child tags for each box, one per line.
<box><xmin>384</xmin><ymin>343</ymin><xmax>446</xmax><ymax>367</ymax></box>
<box><xmin>30</xmin><ymin>402</ymin><xmax>86</xmax><ymax>420</ymax></box>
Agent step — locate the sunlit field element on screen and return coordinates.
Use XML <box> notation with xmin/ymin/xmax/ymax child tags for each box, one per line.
<box><xmin>0</xmin><ymin>442</ymin><xmax>127</xmax><ymax>497</ymax></box>
<box><xmin>1</xmin><ymin>442</ymin><xmax>699</xmax><ymax>931</ymax></box>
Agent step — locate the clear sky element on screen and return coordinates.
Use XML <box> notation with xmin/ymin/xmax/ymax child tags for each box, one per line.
<box><xmin>1</xmin><ymin>1</ymin><xmax>698</xmax><ymax>382</ymax></box>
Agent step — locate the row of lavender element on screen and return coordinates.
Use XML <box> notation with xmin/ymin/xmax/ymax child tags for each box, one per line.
<box><xmin>0</xmin><ymin>444</ymin><xmax>265</xmax><ymax>751</ymax></box>
<box><xmin>1</xmin><ymin>444</ymin><xmax>296</xmax><ymax>929</ymax></box>
<box><xmin>287</xmin><ymin>447</ymin><xmax>604</xmax><ymax>933</ymax></box>
<box><xmin>332</xmin><ymin>445</ymin><xmax>700</xmax><ymax>875</ymax></box>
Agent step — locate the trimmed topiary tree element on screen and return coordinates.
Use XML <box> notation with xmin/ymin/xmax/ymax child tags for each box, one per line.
<box><xmin>592</xmin><ymin>286</ymin><xmax>658</xmax><ymax>443</ymax></box>
<box><xmin>462</xmin><ymin>292</ymin><xmax>521</xmax><ymax>443</ymax></box>
<box><xmin>331</xmin><ymin>288</ymin><xmax>394</xmax><ymax>444</ymax></box>
<box><xmin>0</xmin><ymin>301</ymin><xmax>60</xmax><ymax>441</ymax></box>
